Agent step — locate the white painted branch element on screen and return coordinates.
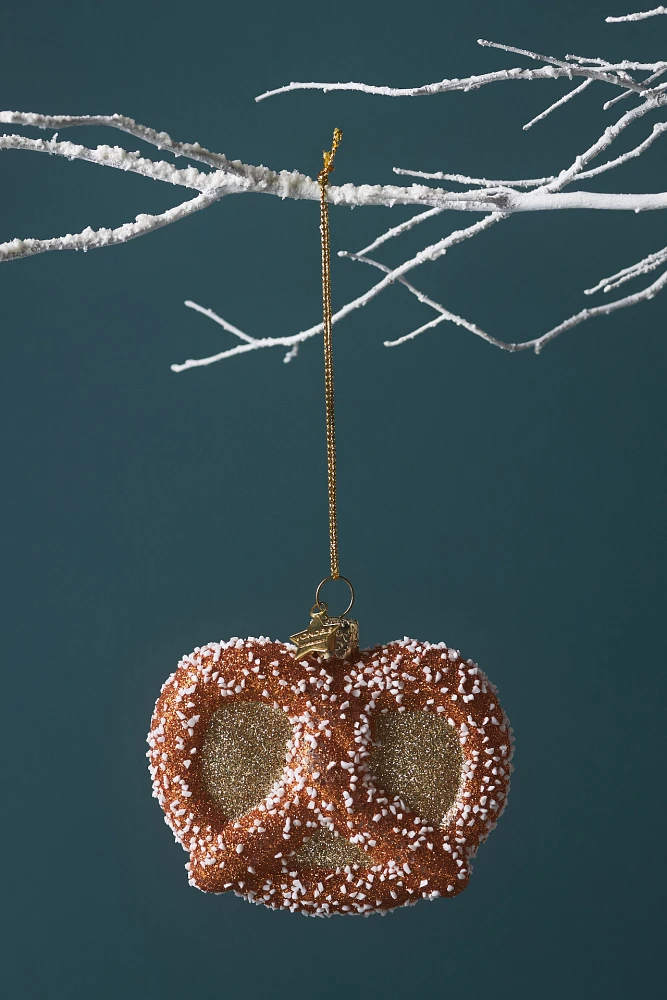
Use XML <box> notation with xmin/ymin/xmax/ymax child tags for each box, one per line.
<box><xmin>348</xmin><ymin>248</ymin><xmax>667</xmax><ymax>354</ymax></box>
<box><xmin>539</xmin><ymin>98</ymin><xmax>656</xmax><ymax>192</ymax></box>
<box><xmin>171</xmin><ymin>214</ymin><xmax>504</xmax><ymax>371</ymax></box>
<box><xmin>194</xmin><ymin>74</ymin><xmax>665</xmax><ymax>367</ymax></box>
<box><xmin>566</xmin><ymin>53</ymin><xmax>614</xmax><ymax>66</ymax></box>
<box><xmin>393</xmin><ymin>167</ymin><xmax>555</xmax><ymax>188</ymax></box>
<box><xmin>0</xmin><ymin>193</ymin><xmax>219</xmax><ymax>263</ymax></box>
<box><xmin>522</xmin><ymin>79</ymin><xmax>592</xmax><ymax>130</ymax></box>
<box><xmin>585</xmin><ymin>244</ymin><xmax>667</xmax><ymax>294</ymax></box>
<box><xmin>255</xmin><ymin>64</ymin><xmax>645</xmax><ymax>102</ymax></box>
<box><xmin>576</xmin><ymin>120</ymin><xmax>667</xmax><ymax>179</ymax></box>
<box><xmin>386</xmin><ymin>191</ymin><xmax>667</xmax><ymax>211</ymax></box>
<box><xmin>353</xmin><ymin>206</ymin><xmax>448</xmax><ymax>257</ymax></box>
<box><xmin>563</xmin><ymin>52</ymin><xmax>666</xmax><ymax>71</ymax></box>
<box><xmin>257</xmin><ymin>39</ymin><xmax>667</xmax><ymax>103</ymax></box>
<box><xmin>21</xmin><ymin>130</ymin><xmax>666</xmax><ymax>210</ymax></box>
<box><xmin>0</xmin><ymin>134</ymin><xmax>220</xmax><ymax>192</ymax></box>
<box><xmin>184</xmin><ymin>300</ymin><xmax>258</xmax><ymax>343</ymax></box>
<box><xmin>527</xmin><ymin>268</ymin><xmax>667</xmax><ymax>351</ymax></box>
<box><xmin>0</xmin><ymin>111</ymin><xmax>241</xmax><ymax>174</ymax></box>
<box><xmin>3</xmin><ymin>13</ymin><xmax>667</xmax><ymax>366</ymax></box>
<box><xmin>477</xmin><ymin>39</ymin><xmax>657</xmax><ymax>92</ymax></box>
<box><xmin>607</xmin><ymin>7</ymin><xmax>667</xmax><ymax>21</ymax></box>
<box><xmin>342</xmin><ymin>252</ymin><xmax>511</xmax><ymax>349</ymax></box>
<box><xmin>5</xmin><ymin>126</ymin><xmax>667</xmax><ymax>271</ymax></box>
<box><xmin>604</xmin><ymin>66</ymin><xmax>667</xmax><ymax>109</ymax></box>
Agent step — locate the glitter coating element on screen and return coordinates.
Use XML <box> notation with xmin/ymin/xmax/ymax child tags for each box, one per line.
<box><xmin>294</xmin><ymin>827</ymin><xmax>370</xmax><ymax>869</ymax></box>
<box><xmin>370</xmin><ymin>711</ymin><xmax>463</xmax><ymax>825</ymax></box>
<box><xmin>201</xmin><ymin>702</ymin><xmax>293</xmax><ymax>820</ymax></box>
<box><xmin>147</xmin><ymin>636</ymin><xmax>513</xmax><ymax>916</ymax></box>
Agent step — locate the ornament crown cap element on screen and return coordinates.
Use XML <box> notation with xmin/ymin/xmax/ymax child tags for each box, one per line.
<box><xmin>290</xmin><ymin>601</ymin><xmax>359</xmax><ymax>660</ymax></box>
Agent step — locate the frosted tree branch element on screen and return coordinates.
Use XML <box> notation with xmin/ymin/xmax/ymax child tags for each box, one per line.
<box><xmin>0</xmin><ymin>133</ymin><xmax>218</xmax><ymax>192</ymax></box>
<box><xmin>354</xmin><ymin>206</ymin><xmax>448</xmax><ymax>257</ymax></box>
<box><xmin>171</xmin><ymin>214</ymin><xmax>504</xmax><ymax>371</ymax></box>
<box><xmin>3</xmin><ymin>12</ymin><xmax>667</xmax><ymax>364</ymax></box>
<box><xmin>183</xmin><ymin>300</ymin><xmax>258</xmax><ymax>343</ymax></box>
<box><xmin>576</xmin><ymin>120</ymin><xmax>667</xmax><ymax>179</ymax></box>
<box><xmin>256</xmin><ymin>39</ymin><xmax>667</xmax><ymax>102</ymax></box>
<box><xmin>604</xmin><ymin>65</ymin><xmax>667</xmax><ymax>108</ymax></box>
<box><xmin>0</xmin><ymin>111</ymin><xmax>242</xmax><ymax>173</ymax></box>
<box><xmin>522</xmin><ymin>79</ymin><xmax>592</xmax><ymax>130</ymax></box>
<box><xmin>607</xmin><ymin>8</ymin><xmax>667</xmax><ymax>22</ymax></box>
<box><xmin>1</xmin><ymin>194</ymin><xmax>220</xmax><ymax>263</ymax></box>
<box><xmin>344</xmin><ymin>248</ymin><xmax>667</xmax><ymax>353</ymax></box>
<box><xmin>393</xmin><ymin>168</ymin><xmax>556</xmax><ymax>188</ymax></box>
<box><xmin>584</xmin><ymin>243</ymin><xmax>667</xmax><ymax>293</ymax></box>
<box><xmin>340</xmin><ymin>252</ymin><xmax>513</xmax><ymax>350</ymax></box>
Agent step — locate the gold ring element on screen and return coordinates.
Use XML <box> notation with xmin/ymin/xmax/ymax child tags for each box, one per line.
<box><xmin>315</xmin><ymin>575</ymin><xmax>355</xmax><ymax>618</ymax></box>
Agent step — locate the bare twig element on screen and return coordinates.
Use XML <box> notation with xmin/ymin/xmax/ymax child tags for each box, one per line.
<box><xmin>604</xmin><ymin>65</ymin><xmax>667</xmax><ymax>108</ymax></box>
<box><xmin>171</xmin><ymin>215</ymin><xmax>504</xmax><ymax>370</ymax></box>
<box><xmin>342</xmin><ymin>252</ymin><xmax>513</xmax><ymax>350</ymax></box>
<box><xmin>0</xmin><ymin>133</ymin><xmax>218</xmax><ymax>191</ymax></box>
<box><xmin>523</xmin><ymin>79</ymin><xmax>592</xmax><ymax>130</ymax></box>
<box><xmin>393</xmin><ymin>168</ymin><xmax>556</xmax><ymax>188</ymax></box>
<box><xmin>0</xmin><ymin>110</ymin><xmax>241</xmax><ymax>174</ymax></box>
<box><xmin>257</xmin><ymin>38</ymin><xmax>667</xmax><ymax>102</ymax></box>
<box><xmin>353</xmin><ymin>206</ymin><xmax>448</xmax><ymax>257</ymax></box>
<box><xmin>577</xmin><ymin>120</ymin><xmax>667</xmax><ymax>179</ymax></box>
<box><xmin>584</xmin><ymin>244</ymin><xmax>667</xmax><ymax>293</ymax></box>
<box><xmin>607</xmin><ymin>8</ymin><xmax>667</xmax><ymax>22</ymax></box>
<box><xmin>0</xmin><ymin>194</ymin><xmax>219</xmax><ymax>263</ymax></box>
<box><xmin>184</xmin><ymin>301</ymin><xmax>258</xmax><ymax>343</ymax></box>
<box><xmin>350</xmin><ymin>248</ymin><xmax>667</xmax><ymax>354</ymax></box>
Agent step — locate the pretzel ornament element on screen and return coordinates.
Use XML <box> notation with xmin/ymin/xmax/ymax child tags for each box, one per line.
<box><xmin>147</xmin><ymin>636</ymin><xmax>512</xmax><ymax>916</ymax></box>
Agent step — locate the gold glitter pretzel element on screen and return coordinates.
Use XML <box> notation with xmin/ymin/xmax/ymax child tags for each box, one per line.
<box><xmin>147</xmin><ymin>636</ymin><xmax>513</xmax><ymax>915</ymax></box>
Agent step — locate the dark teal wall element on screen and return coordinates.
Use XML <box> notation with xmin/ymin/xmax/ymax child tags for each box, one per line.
<box><xmin>2</xmin><ymin>2</ymin><xmax>665</xmax><ymax>997</ymax></box>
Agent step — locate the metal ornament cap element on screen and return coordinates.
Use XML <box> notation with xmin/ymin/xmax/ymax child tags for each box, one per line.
<box><xmin>290</xmin><ymin>603</ymin><xmax>359</xmax><ymax>660</ymax></box>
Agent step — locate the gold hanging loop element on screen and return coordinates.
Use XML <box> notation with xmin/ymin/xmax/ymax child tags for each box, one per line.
<box><xmin>290</xmin><ymin>128</ymin><xmax>358</xmax><ymax>660</ymax></box>
<box><xmin>315</xmin><ymin>574</ymin><xmax>355</xmax><ymax>618</ymax></box>
<box><xmin>318</xmin><ymin>127</ymin><xmax>343</xmax><ymax>582</ymax></box>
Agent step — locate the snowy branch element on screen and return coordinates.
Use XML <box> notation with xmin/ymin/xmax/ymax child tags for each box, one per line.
<box><xmin>0</xmin><ymin>194</ymin><xmax>220</xmax><ymax>263</ymax></box>
<box><xmin>522</xmin><ymin>78</ymin><xmax>593</xmax><ymax>130</ymax></box>
<box><xmin>255</xmin><ymin>40</ymin><xmax>667</xmax><ymax>102</ymax></box>
<box><xmin>345</xmin><ymin>250</ymin><xmax>667</xmax><ymax>354</ymax></box>
<box><xmin>0</xmin><ymin>111</ymin><xmax>242</xmax><ymax>174</ymax></box>
<box><xmin>607</xmin><ymin>8</ymin><xmax>667</xmax><ymax>22</ymax></box>
<box><xmin>3</xmin><ymin>12</ymin><xmax>667</xmax><ymax>364</ymax></box>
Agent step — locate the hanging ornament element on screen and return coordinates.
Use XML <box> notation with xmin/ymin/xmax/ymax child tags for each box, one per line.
<box><xmin>147</xmin><ymin>130</ymin><xmax>513</xmax><ymax>916</ymax></box>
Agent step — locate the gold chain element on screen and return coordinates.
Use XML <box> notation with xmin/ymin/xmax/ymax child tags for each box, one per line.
<box><xmin>318</xmin><ymin>128</ymin><xmax>343</xmax><ymax>580</ymax></box>
<box><xmin>289</xmin><ymin>130</ymin><xmax>359</xmax><ymax>659</ymax></box>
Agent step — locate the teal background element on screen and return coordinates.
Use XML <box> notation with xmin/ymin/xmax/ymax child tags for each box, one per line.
<box><xmin>2</xmin><ymin>1</ymin><xmax>665</xmax><ymax>997</ymax></box>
